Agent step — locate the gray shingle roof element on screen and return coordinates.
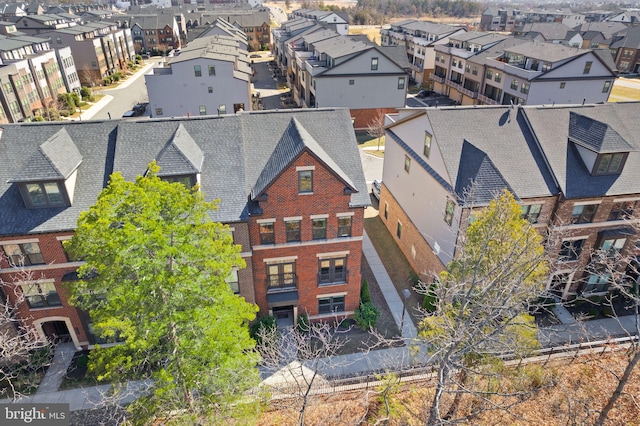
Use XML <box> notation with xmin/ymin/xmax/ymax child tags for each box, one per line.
<box><xmin>422</xmin><ymin>106</ymin><xmax>558</xmax><ymax>201</ymax></box>
<box><xmin>455</xmin><ymin>140</ymin><xmax>518</xmax><ymax>206</ymax></box>
<box><xmin>522</xmin><ymin>103</ymin><xmax>640</xmax><ymax>198</ymax></box>
<box><xmin>0</xmin><ymin>109</ymin><xmax>368</xmax><ymax>236</ymax></box>
<box><xmin>569</xmin><ymin>112</ymin><xmax>635</xmax><ymax>153</ymax></box>
<box><xmin>251</xmin><ymin>118</ymin><xmax>355</xmax><ymax>198</ymax></box>
<box><xmin>11</xmin><ymin>128</ymin><xmax>82</xmax><ymax>182</ymax></box>
<box><xmin>610</xmin><ymin>26</ymin><xmax>640</xmax><ymax>49</ymax></box>
<box><xmin>504</xmin><ymin>40</ymin><xmax>585</xmax><ymax>63</ymax></box>
<box><xmin>156</xmin><ymin>124</ymin><xmax>204</xmax><ymax>176</ymax></box>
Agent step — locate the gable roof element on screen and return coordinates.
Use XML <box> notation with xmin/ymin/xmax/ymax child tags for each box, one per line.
<box><xmin>522</xmin><ymin>103</ymin><xmax>640</xmax><ymax>198</ymax></box>
<box><xmin>610</xmin><ymin>26</ymin><xmax>640</xmax><ymax>49</ymax></box>
<box><xmin>156</xmin><ymin>124</ymin><xmax>204</xmax><ymax>176</ymax></box>
<box><xmin>0</xmin><ymin>110</ymin><xmax>367</xmax><ymax>236</ymax></box>
<box><xmin>397</xmin><ymin>106</ymin><xmax>558</xmax><ymax>203</ymax></box>
<box><xmin>11</xmin><ymin>128</ymin><xmax>82</xmax><ymax>182</ymax></box>
<box><xmin>568</xmin><ymin>111</ymin><xmax>635</xmax><ymax>153</ymax></box>
<box><xmin>251</xmin><ymin>118</ymin><xmax>355</xmax><ymax>198</ymax></box>
<box><xmin>455</xmin><ymin>140</ymin><xmax>518</xmax><ymax>206</ymax></box>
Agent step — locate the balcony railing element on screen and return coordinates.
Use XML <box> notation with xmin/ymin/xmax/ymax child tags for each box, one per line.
<box><xmin>267</xmin><ymin>273</ymin><xmax>297</xmax><ymax>291</ymax></box>
<box><xmin>446</xmin><ymin>80</ymin><xmax>463</xmax><ymax>91</ymax></box>
<box><xmin>430</xmin><ymin>73</ymin><xmax>445</xmax><ymax>83</ymax></box>
<box><xmin>318</xmin><ymin>270</ymin><xmax>349</xmax><ymax>286</ymax></box>
<box><xmin>459</xmin><ymin>86</ymin><xmax>478</xmax><ymax>99</ymax></box>
<box><xmin>477</xmin><ymin>94</ymin><xmax>499</xmax><ymax>105</ymax></box>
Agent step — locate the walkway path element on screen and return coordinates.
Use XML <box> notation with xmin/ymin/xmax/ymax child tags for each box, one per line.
<box><xmin>36</xmin><ymin>342</ymin><xmax>76</xmax><ymax>394</ymax></box>
<box><xmin>363</xmin><ymin>230</ymin><xmax>417</xmax><ymax>339</ymax></box>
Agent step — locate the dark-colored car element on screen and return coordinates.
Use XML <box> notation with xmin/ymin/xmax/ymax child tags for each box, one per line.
<box><xmin>132</xmin><ymin>103</ymin><xmax>148</xmax><ymax>116</ymax></box>
<box><xmin>417</xmin><ymin>90</ymin><xmax>434</xmax><ymax>98</ymax></box>
<box><xmin>371</xmin><ymin>179</ymin><xmax>381</xmax><ymax>200</ymax></box>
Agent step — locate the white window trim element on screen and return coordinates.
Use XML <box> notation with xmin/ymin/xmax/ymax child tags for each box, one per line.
<box><xmin>284</xmin><ymin>216</ymin><xmax>303</xmax><ymax>221</ymax></box>
<box><xmin>316</xmin><ymin>291</ymin><xmax>347</xmax><ymax>299</ymax></box>
<box><xmin>256</xmin><ymin>218</ymin><xmax>276</xmax><ymax>224</ymax></box>
<box><xmin>263</xmin><ymin>255</ymin><xmax>298</xmax><ymax>263</ymax></box>
<box><xmin>56</xmin><ymin>236</ymin><xmax>73</xmax><ymax>241</ymax></box>
<box><xmin>336</xmin><ymin>212</ymin><xmax>355</xmax><ymax>217</ymax></box>
<box><xmin>310</xmin><ymin>214</ymin><xmax>329</xmax><ymax>219</ymax></box>
<box><xmin>21</xmin><ymin>278</ymin><xmax>55</xmax><ymax>285</ymax></box>
<box><xmin>1</xmin><ymin>238</ymin><xmax>40</xmax><ymax>245</ymax></box>
<box><xmin>296</xmin><ymin>166</ymin><xmax>316</xmax><ymax>171</ymax></box>
<box><xmin>562</xmin><ymin>235</ymin><xmax>589</xmax><ymax>242</ymax></box>
<box><xmin>613</xmin><ymin>197</ymin><xmax>640</xmax><ymax>203</ymax></box>
<box><xmin>317</xmin><ymin>251</ymin><xmax>350</xmax><ymax>259</ymax></box>
<box><xmin>572</xmin><ymin>200</ymin><xmax>602</xmax><ymax>206</ymax></box>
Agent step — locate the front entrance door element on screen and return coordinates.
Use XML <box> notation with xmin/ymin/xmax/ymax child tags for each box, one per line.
<box><xmin>272</xmin><ymin>306</ymin><xmax>294</xmax><ymax>328</ymax></box>
<box><xmin>42</xmin><ymin>320</ymin><xmax>72</xmax><ymax>344</ymax></box>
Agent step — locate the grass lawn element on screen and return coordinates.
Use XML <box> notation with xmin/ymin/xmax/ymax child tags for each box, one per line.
<box><xmin>363</xmin><ymin>215</ymin><xmax>424</xmax><ymax>328</ymax></box>
<box><xmin>608</xmin><ymin>79</ymin><xmax>640</xmax><ymax>102</ymax></box>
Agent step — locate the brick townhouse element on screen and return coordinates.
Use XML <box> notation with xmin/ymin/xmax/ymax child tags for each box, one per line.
<box><xmin>380</xmin><ymin>102</ymin><xmax>640</xmax><ymax>300</ymax></box>
<box><xmin>0</xmin><ymin>108</ymin><xmax>368</xmax><ymax>348</ymax></box>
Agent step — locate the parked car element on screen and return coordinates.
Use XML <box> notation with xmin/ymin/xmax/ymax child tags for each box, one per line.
<box><xmin>371</xmin><ymin>179</ymin><xmax>381</xmax><ymax>200</ymax></box>
<box><xmin>417</xmin><ymin>90</ymin><xmax>434</xmax><ymax>98</ymax></box>
<box><xmin>122</xmin><ymin>110</ymin><xmax>136</xmax><ymax>118</ymax></box>
<box><xmin>132</xmin><ymin>102</ymin><xmax>148</xmax><ymax>116</ymax></box>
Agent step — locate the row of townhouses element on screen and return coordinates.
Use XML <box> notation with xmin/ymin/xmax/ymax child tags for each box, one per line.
<box><xmin>0</xmin><ymin>21</ymin><xmax>81</xmax><ymax>123</ymax></box>
<box><xmin>273</xmin><ymin>17</ymin><xmax>410</xmax><ymax>129</ymax></box>
<box><xmin>380</xmin><ymin>102</ymin><xmax>640</xmax><ymax>301</ymax></box>
<box><xmin>431</xmin><ymin>32</ymin><xmax>617</xmax><ymax>106</ymax></box>
<box><xmin>480</xmin><ymin>7</ymin><xmax>640</xmax><ymax>33</ymax></box>
<box><xmin>0</xmin><ymin>108</ymin><xmax>368</xmax><ymax>349</ymax></box>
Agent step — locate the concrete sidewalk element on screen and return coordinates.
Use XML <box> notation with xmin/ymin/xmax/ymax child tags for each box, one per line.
<box><xmin>36</xmin><ymin>343</ymin><xmax>76</xmax><ymax>394</ymax></box>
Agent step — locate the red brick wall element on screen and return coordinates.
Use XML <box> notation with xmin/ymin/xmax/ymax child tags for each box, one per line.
<box><xmin>350</xmin><ymin>107</ymin><xmax>398</xmax><ymax>131</ymax></box>
<box><xmin>248</xmin><ymin>150</ymin><xmax>364</xmax><ymax>317</ymax></box>
<box><xmin>0</xmin><ymin>232</ymin><xmax>90</xmax><ymax>346</ymax></box>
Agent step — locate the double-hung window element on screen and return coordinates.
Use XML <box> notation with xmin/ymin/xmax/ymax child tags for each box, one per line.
<box><xmin>3</xmin><ymin>242</ymin><xmax>45</xmax><ymax>266</ymax></box>
<box><xmin>337</xmin><ymin>216</ymin><xmax>352</xmax><ymax>237</ymax></box>
<box><xmin>285</xmin><ymin>220</ymin><xmax>301</xmax><ymax>242</ymax></box>
<box><xmin>318</xmin><ymin>257</ymin><xmax>347</xmax><ymax>284</ymax></box>
<box><xmin>22</xmin><ymin>281</ymin><xmax>61</xmax><ymax>308</ymax></box>
<box><xmin>312</xmin><ymin>218</ymin><xmax>327</xmax><ymax>240</ymax></box>
<box><xmin>571</xmin><ymin>204</ymin><xmax>598</xmax><ymax>224</ymax></box>
<box><xmin>259</xmin><ymin>221</ymin><xmax>275</xmax><ymax>244</ymax></box>
<box><xmin>267</xmin><ymin>262</ymin><xmax>296</xmax><ymax>289</ymax></box>
<box><xmin>318</xmin><ymin>295</ymin><xmax>345</xmax><ymax>314</ymax></box>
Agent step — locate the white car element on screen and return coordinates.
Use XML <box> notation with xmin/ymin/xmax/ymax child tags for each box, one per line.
<box><xmin>371</xmin><ymin>180</ymin><xmax>381</xmax><ymax>200</ymax></box>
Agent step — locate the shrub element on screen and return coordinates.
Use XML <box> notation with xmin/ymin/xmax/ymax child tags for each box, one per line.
<box><xmin>587</xmin><ymin>308</ymin><xmax>600</xmax><ymax>318</ymax></box>
<box><xmin>33</xmin><ymin>115</ymin><xmax>44</xmax><ymax>122</ymax></box>
<box><xmin>603</xmin><ymin>306</ymin><xmax>615</xmax><ymax>317</ymax></box>
<box><xmin>360</xmin><ymin>279</ymin><xmax>371</xmax><ymax>304</ymax></box>
<box><xmin>296</xmin><ymin>313</ymin><xmax>309</xmax><ymax>333</ymax></box>
<box><xmin>354</xmin><ymin>302</ymin><xmax>380</xmax><ymax>330</ymax></box>
<box><xmin>249</xmin><ymin>315</ymin><xmax>277</xmax><ymax>345</ymax></box>
<box><xmin>80</xmin><ymin>87</ymin><xmax>94</xmax><ymax>102</ymax></box>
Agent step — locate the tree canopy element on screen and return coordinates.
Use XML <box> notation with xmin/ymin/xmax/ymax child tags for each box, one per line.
<box><xmin>419</xmin><ymin>190</ymin><xmax>548</xmax><ymax>424</ymax></box>
<box><xmin>65</xmin><ymin>162</ymin><xmax>259</xmax><ymax>424</ymax></box>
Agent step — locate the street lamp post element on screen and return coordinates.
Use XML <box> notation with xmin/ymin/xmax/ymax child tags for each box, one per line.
<box><xmin>400</xmin><ymin>288</ymin><xmax>411</xmax><ymax>337</ymax></box>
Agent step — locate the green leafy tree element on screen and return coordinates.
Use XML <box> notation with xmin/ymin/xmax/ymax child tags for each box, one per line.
<box><xmin>419</xmin><ymin>190</ymin><xmax>548</xmax><ymax>424</ymax></box>
<box><xmin>65</xmin><ymin>162</ymin><xmax>260</xmax><ymax>425</ymax></box>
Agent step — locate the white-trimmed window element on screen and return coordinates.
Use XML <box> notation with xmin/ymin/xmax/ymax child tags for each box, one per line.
<box><xmin>22</xmin><ymin>281</ymin><xmax>61</xmax><ymax>308</ymax></box>
<box><xmin>226</xmin><ymin>269</ymin><xmax>239</xmax><ymax>294</ymax></box>
<box><xmin>259</xmin><ymin>222</ymin><xmax>275</xmax><ymax>244</ymax></box>
<box><xmin>21</xmin><ymin>182</ymin><xmax>66</xmax><ymax>208</ymax></box>
<box><xmin>3</xmin><ymin>242</ymin><xmax>45</xmax><ymax>266</ymax></box>
<box><xmin>298</xmin><ymin>170</ymin><xmax>313</xmax><ymax>193</ymax></box>
<box><xmin>337</xmin><ymin>216</ymin><xmax>352</xmax><ymax>237</ymax></box>
<box><xmin>318</xmin><ymin>295</ymin><xmax>345</xmax><ymax>314</ymax></box>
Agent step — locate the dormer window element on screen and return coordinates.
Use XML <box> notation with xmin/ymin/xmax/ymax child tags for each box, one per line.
<box><xmin>569</xmin><ymin>112</ymin><xmax>636</xmax><ymax>177</ymax></box>
<box><xmin>594</xmin><ymin>153</ymin><xmax>627</xmax><ymax>175</ymax></box>
<box><xmin>22</xmin><ymin>181</ymin><xmax>67</xmax><ymax>207</ymax></box>
<box><xmin>11</xmin><ymin>129</ymin><xmax>81</xmax><ymax>209</ymax></box>
<box><xmin>162</xmin><ymin>174</ymin><xmax>197</xmax><ymax>188</ymax></box>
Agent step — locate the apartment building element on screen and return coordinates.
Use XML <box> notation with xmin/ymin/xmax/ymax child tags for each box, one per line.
<box><xmin>291</xmin><ymin>9</ymin><xmax>349</xmax><ymax>35</ymax></box>
<box><xmin>380</xmin><ymin>102</ymin><xmax>640</xmax><ymax>300</ymax></box>
<box><xmin>0</xmin><ymin>108</ymin><xmax>368</xmax><ymax>347</ymax></box>
<box><xmin>432</xmin><ymin>35</ymin><xmax>617</xmax><ymax>106</ymax></box>
<box><xmin>145</xmin><ymin>34</ymin><xmax>252</xmax><ymax>117</ymax></box>
<box><xmin>380</xmin><ymin>20</ymin><xmax>466</xmax><ymax>85</ymax></box>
